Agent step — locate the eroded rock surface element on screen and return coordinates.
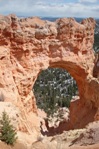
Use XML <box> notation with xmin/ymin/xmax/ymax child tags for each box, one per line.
<box><xmin>0</xmin><ymin>14</ymin><xmax>99</xmax><ymax>133</ymax></box>
<box><xmin>31</xmin><ymin>121</ymin><xmax>99</xmax><ymax>149</ymax></box>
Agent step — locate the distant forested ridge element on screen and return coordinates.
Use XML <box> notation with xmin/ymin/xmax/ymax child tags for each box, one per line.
<box><xmin>34</xmin><ymin>68</ymin><xmax>78</xmax><ymax>117</ymax></box>
<box><xmin>94</xmin><ymin>19</ymin><xmax>99</xmax><ymax>52</ymax></box>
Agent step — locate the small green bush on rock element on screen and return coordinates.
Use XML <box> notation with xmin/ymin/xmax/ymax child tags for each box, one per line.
<box><xmin>0</xmin><ymin>111</ymin><xmax>17</xmax><ymax>145</ymax></box>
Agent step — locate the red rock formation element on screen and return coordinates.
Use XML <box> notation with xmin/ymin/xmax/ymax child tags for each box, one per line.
<box><xmin>0</xmin><ymin>14</ymin><xmax>99</xmax><ymax>133</ymax></box>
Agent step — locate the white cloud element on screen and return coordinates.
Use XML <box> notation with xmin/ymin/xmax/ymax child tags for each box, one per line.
<box><xmin>0</xmin><ymin>0</ymin><xmax>98</xmax><ymax>18</ymax></box>
<box><xmin>78</xmin><ymin>0</ymin><xmax>98</xmax><ymax>3</ymax></box>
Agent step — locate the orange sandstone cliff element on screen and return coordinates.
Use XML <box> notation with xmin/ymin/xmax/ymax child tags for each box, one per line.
<box><xmin>0</xmin><ymin>14</ymin><xmax>99</xmax><ymax>134</ymax></box>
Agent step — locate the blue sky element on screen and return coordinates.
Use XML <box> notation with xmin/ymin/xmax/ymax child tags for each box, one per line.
<box><xmin>0</xmin><ymin>0</ymin><xmax>99</xmax><ymax>18</ymax></box>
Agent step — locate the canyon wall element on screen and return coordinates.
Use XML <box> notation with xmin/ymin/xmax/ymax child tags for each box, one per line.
<box><xmin>0</xmin><ymin>14</ymin><xmax>99</xmax><ymax>133</ymax></box>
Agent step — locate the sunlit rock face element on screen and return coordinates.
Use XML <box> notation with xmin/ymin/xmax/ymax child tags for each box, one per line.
<box><xmin>0</xmin><ymin>14</ymin><xmax>99</xmax><ymax>133</ymax></box>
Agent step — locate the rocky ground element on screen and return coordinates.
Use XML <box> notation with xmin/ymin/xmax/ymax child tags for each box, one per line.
<box><xmin>1</xmin><ymin>120</ymin><xmax>99</xmax><ymax>149</ymax></box>
<box><xmin>0</xmin><ymin>102</ymin><xmax>99</xmax><ymax>149</ymax></box>
<box><xmin>31</xmin><ymin>121</ymin><xmax>99</xmax><ymax>149</ymax></box>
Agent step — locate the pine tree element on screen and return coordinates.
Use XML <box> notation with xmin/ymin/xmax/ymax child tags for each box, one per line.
<box><xmin>0</xmin><ymin>111</ymin><xmax>17</xmax><ymax>145</ymax></box>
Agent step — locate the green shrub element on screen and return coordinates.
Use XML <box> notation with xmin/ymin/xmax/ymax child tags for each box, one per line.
<box><xmin>0</xmin><ymin>111</ymin><xmax>17</xmax><ymax>145</ymax></box>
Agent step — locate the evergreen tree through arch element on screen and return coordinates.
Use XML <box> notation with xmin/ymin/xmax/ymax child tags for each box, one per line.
<box><xmin>34</xmin><ymin>68</ymin><xmax>78</xmax><ymax>118</ymax></box>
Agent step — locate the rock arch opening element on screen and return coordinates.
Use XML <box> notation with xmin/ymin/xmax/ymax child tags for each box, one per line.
<box><xmin>34</xmin><ymin>68</ymin><xmax>78</xmax><ymax>118</ymax></box>
<box><xmin>33</xmin><ymin>67</ymin><xmax>80</xmax><ymax>135</ymax></box>
<box><xmin>33</xmin><ymin>65</ymin><xmax>96</xmax><ymax>136</ymax></box>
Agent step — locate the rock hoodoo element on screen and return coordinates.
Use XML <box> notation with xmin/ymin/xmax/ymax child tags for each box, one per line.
<box><xmin>0</xmin><ymin>14</ymin><xmax>99</xmax><ymax>133</ymax></box>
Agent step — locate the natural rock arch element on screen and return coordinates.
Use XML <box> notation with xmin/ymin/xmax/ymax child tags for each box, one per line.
<box><xmin>0</xmin><ymin>14</ymin><xmax>99</xmax><ymax>132</ymax></box>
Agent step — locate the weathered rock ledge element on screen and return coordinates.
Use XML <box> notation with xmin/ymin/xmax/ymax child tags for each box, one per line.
<box><xmin>0</xmin><ymin>14</ymin><xmax>99</xmax><ymax>133</ymax></box>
